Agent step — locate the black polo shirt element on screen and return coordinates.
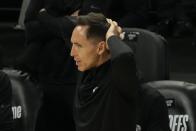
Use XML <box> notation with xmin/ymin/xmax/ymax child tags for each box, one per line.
<box><xmin>74</xmin><ymin>36</ymin><xmax>139</xmax><ymax>131</ymax></box>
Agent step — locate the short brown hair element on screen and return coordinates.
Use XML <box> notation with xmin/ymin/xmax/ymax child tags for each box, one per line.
<box><xmin>76</xmin><ymin>12</ymin><xmax>110</xmax><ymax>41</ymax></box>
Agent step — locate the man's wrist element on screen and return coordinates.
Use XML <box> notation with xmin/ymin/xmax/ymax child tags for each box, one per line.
<box><xmin>106</xmin><ymin>34</ymin><xmax>116</xmax><ymax>42</ymax></box>
<box><xmin>107</xmin><ymin>35</ymin><xmax>119</xmax><ymax>46</ymax></box>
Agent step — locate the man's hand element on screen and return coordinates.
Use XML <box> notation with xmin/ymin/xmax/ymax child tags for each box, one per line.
<box><xmin>106</xmin><ymin>19</ymin><xmax>124</xmax><ymax>49</ymax></box>
<box><xmin>106</xmin><ymin>19</ymin><xmax>122</xmax><ymax>40</ymax></box>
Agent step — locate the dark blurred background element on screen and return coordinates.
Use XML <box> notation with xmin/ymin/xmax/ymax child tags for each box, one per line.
<box><xmin>1</xmin><ymin>0</ymin><xmax>196</xmax><ymax>83</ymax></box>
<box><xmin>0</xmin><ymin>0</ymin><xmax>22</xmax><ymax>21</ymax></box>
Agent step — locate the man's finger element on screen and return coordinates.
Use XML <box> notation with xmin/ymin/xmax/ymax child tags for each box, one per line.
<box><xmin>106</xmin><ymin>18</ymin><xmax>112</xmax><ymax>24</ymax></box>
<box><xmin>118</xmin><ymin>27</ymin><xmax>122</xmax><ymax>33</ymax></box>
<box><xmin>120</xmin><ymin>32</ymin><xmax>125</xmax><ymax>39</ymax></box>
<box><xmin>113</xmin><ymin>21</ymin><xmax>118</xmax><ymax>26</ymax></box>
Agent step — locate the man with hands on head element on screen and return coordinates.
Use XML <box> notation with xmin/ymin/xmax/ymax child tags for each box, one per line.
<box><xmin>71</xmin><ymin>12</ymin><xmax>138</xmax><ymax>131</ymax></box>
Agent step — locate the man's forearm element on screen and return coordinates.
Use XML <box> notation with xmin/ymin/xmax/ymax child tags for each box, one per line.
<box><xmin>107</xmin><ymin>36</ymin><xmax>133</xmax><ymax>60</ymax></box>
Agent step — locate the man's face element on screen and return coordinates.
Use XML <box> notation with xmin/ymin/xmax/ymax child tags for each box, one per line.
<box><xmin>70</xmin><ymin>25</ymin><xmax>101</xmax><ymax>72</ymax></box>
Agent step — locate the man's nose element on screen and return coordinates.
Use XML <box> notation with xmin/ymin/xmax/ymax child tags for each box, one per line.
<box><xmin>70</xmin><ymin>45</ymin><xmax>76</xmax><ymax>57</ymax></box>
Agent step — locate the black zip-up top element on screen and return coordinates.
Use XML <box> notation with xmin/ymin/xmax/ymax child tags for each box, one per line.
<box><xmin>74</xmin><ymin>36</ymin><xmax>138</xmax><ymax>131</ymax></box>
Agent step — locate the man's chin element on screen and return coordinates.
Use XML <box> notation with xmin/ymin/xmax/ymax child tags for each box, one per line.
<box><xmin>78</xmin><ymin>66</ymin><xmax>85</xmax><ymax>72</ymax></box>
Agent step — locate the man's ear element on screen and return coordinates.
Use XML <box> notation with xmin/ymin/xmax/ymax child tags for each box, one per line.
<box><xmin>97</xmin><ymin>41</ymin><xmax>107</xmax><ymax>55</ymax></box>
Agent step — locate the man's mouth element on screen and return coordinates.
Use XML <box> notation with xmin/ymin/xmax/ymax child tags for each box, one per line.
<box><xmin>76</xmin><ymin>61</ymin><xmax>80</xmax><ymax>66</ymax></box>
<box><xmin>75</xmin><ymin>59</ymin><xmax>81</xmax><ymax>66</ymax></box>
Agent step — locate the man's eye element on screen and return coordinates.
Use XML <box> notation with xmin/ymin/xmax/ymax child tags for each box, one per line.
<box><xmin>76</xmin><ymin>44</ymin><xmax>82</xmax><ymax>48</ymax></box>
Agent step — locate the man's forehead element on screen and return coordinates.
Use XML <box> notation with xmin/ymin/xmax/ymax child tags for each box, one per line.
<box><xmin>73</xmin><ymin>25</ymin><xmax>88</xmax><ymax>37</ymax></box>
<box><xmin>75</xmin><ymin>25</ymin><xmax>83</xmax><ymax>31</ymax></box>
<box><xmin>72</xmin><ymin>25</ymin><xmax>87</xmax><ymax>41</ymax></box>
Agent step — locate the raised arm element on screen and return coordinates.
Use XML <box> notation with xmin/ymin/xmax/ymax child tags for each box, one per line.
<box><xmin>106</xmin><ymin>19</ymin><xmax>139</xmax><ymax>100</ymax></box>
